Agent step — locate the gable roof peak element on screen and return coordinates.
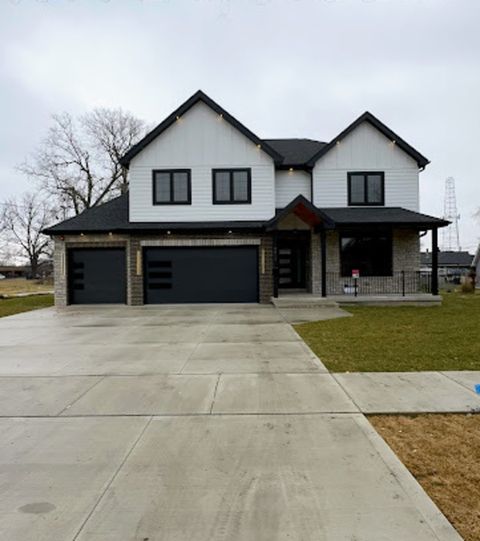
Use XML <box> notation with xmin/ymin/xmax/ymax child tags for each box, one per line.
<box><xmin>306</xmin><ymin>110</ymin><xmax>430</xmax><ymax>169</ymax></box>
<box><xmin>120</xmin><ymin>90</ymin><xmax>283</xmax><ymax>167</ymax></box>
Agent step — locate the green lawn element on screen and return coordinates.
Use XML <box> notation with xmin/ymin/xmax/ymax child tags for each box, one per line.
<box><xmin>0</xmin><ymin>295</ymin><xmax>54</xmax><ymax>318</ymax></box>
<box><xmin>295</xmin><ymin>292</ymin><xmax>480</xmax><ymax>372</ymax></box>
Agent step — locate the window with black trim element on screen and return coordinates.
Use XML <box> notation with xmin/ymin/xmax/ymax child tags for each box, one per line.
<box><xmin>153</xmin><ymin>169</ymin><xmax>191</xmax><ymax>205</ymax></box>
<box><xmin>340</xmin><ymin>232</ymin><xmax>392</xmax><ymax>276</ymax></box>
<box><xmin>212</xmin><ymin>169</ymin><xmax>251</xmax><ymax>204</ymax></box>
<box><xmin>348</xmin><ymin>172</ymin><xmax>384</xmax><ymax>206</ymax></box>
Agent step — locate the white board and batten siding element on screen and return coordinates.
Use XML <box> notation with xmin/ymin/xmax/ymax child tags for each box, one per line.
<box><xmin>129</xmin><ymin>102</ymin><xmax>275</xmax><ymax>222</ymax></box>
<box><xmin>313</xmin><ymin>121</ymin><xmax>420</xmax><ymax>211</ymax></box>
<box><xmin>275</xmin><ymin>170</ymin><xmax>311</xmax><ymax>208</ymax></box>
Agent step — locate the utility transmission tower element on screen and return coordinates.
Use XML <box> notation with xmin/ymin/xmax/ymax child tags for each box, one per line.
<box><xmin>441</xmin><ymin>177</ymin><xmax>461</xmax><ymax>251</ymax></box>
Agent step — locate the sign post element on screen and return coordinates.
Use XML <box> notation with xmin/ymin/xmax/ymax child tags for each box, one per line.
<box><xmin>352</xmin><ymin>269</ymin><xmax>360</xmax><ymax>297</ymax></box>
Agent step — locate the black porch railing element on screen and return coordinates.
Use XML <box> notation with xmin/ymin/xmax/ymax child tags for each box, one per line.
<box><xmin>325</xmin><ymin>271</ymin><xmax>432</xmax><ymax>296</ymax></box>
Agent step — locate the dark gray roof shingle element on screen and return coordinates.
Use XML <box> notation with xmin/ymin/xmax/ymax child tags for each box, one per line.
<box><xmin>262</xmin><ymin>139</ymin><xmax>326</xmax><ymax>167</ymax></box>
<box><xmin>42</xmin><ymin>193</ymin><xmax>266</xmax><ymax>234</ymax></box>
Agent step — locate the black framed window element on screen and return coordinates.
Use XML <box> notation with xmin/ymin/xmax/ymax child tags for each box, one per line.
<box><xmin>348</xmin><ymin>172</ymin><xmax>384</xmax><ymax>206</ymax></box>
<box><xmin>212</xmin><ymin>169</ymin><xmax>251</xmax><ymax>204</ymax></box>
<box><xmin>153</xmin><ymin>169</ymin><xmax>191</xmax><ymax>205</ymax></box>
<box><xmin>340</xmin><ymin>232</ymin><xmax>392</xmax><ymax>276</ymax></box>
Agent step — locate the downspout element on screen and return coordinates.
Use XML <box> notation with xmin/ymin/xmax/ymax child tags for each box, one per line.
<box><xmin>309</xmin><ymin>168</ymin><xmax>314</xmax><ymax>203</ymax></box>
<box><xmin>272</xmin><ymin>230</ymin><xmax>279</xmax><ymax>298</ymax></box>
<box><xmin>320</xmin><ymin>226</ymin><xmax>327</xmax><ymax>298</ymax></box>
<box><xmin>431</xmin><ymin>228</ymin><xmax>439</xmax><ymax>296</ymax></box>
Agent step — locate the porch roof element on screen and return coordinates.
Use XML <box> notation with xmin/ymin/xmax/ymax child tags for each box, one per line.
<box><xmin>266</xmin><ymin>196</ymin><xmax>449</xmax><ymax>231</ymax></box>
<box><xmin>318</xmin><ymin>207</ymin><xmax>450</xmax><ymax>229</ymax></box>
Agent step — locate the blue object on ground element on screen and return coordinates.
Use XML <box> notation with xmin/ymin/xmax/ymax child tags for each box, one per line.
<box><xmin>474</xmin><ymin>384</ymin><xmax>480</xmax><ymax>394</ymax></box>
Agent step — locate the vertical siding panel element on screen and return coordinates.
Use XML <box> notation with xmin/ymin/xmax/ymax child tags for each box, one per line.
<box><xmin>275</xmin><ymin>171</ymin><xmax>311</xmax><ymax>208</ymax></box>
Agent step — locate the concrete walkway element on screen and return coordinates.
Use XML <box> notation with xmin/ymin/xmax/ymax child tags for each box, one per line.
<box><xmin>0</xmin><ymin>305</ymin><xmax>462</xmax><ymax>541</ymax></box>
<box><xmin>335</xmin><ymin>371</ymin><xmax>480</xmax><ymax>413</ymax></box>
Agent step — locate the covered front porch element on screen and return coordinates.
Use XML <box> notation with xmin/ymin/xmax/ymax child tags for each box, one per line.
<box><xmin>266</xmin><ymin>196</ymin><xmax>449</xmax><ymax>300</ymax></box>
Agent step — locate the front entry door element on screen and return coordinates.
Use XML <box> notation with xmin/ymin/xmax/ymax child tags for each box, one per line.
<box><xmin>277</xmin><ymin>240</ymin><xmax>307</xmax><ymax>288</ymax></box>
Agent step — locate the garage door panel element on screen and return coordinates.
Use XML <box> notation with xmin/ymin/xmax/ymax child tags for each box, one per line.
<box><xmin>68</xmin><ymin>248</ymin><xmax>126</xmax><ymax>304</ymax></box>
<box><xmin>144</xmin><ymin>247</ymin><xmax>258</xmax><ymax>304</ymax></box>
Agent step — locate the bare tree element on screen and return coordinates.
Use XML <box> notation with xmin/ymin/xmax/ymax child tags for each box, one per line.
<box><xmin>19</xmin><ymin>108</ymin><xmax>145</xmax><ymax>215</ymax></box>
<box><xmin>0</xmin><ymin>193</ymin><xmax>57</xmax><ymax>277</ymax></box>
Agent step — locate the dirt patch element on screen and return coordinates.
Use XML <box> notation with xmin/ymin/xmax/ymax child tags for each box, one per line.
<box><xmin>370</xmin><ymin>414</ymin><xmax>480</xmax><ymax>541</ymax></box>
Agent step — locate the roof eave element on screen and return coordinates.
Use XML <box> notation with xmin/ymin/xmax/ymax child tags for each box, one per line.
<box><xmin>44</xmin><ymin>223</ymin><xmax>268</xmax><ymax>236</ymax></box>
<box><xmin>328</xmin><ymin>220</ymin><xmax>449</xmax><ymax>230</ymax></box>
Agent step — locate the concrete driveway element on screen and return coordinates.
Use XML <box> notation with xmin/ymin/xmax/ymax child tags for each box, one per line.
<box><xmin>0</xmin><ymin>305</ymin><xmax>461</xmax><ymax>540</ymax></box>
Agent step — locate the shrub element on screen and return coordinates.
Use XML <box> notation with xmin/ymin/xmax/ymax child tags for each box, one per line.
<box><xmin>460</xmin><ymin>279</ymin><xmax>475</xmax><ymax>294</ymax></box>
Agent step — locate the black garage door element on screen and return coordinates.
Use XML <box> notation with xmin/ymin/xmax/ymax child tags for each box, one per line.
<box><xmin>68</xmin><ymin>248</ymin><xmax>126</xmax><ymax>304</ymax></box>
<box><xmin>144</xmin><ymin>247</ymin><xmax>258</xmax><ymax>303</ymax></box>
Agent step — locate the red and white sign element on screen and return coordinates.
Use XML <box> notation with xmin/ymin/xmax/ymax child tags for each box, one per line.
<box><xmin>352</xmin><ymin>269</ymin><xmax>360</xmax><ymax>279</ymax></box>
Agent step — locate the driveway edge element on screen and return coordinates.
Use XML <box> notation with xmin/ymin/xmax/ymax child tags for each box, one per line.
<box><xmin>355</xmin><ymin>415</ymin><xmax>464</xmax><ymax>541</ymax></box>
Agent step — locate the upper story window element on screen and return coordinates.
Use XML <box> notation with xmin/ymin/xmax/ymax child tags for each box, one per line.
<box><xmin>348</xmin><ymin>172</ymin><xmax>385</xmax><ymax>206</ymax></box>
<box><xmin>212</xmin><ymin>169</ymin><xmax>251</xmax><ymax>204</ymax></box>
<box><xmin>153</xmin><ymin>169</ymin><xmax>191</xmax><ymax>205</ymax></box>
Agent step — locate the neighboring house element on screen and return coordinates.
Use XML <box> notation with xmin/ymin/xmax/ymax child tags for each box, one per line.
<box><xmin>0</xmin><ymin>265</ymin><xmax>27</xmax><ymax>279</ymax></box>
<box><xmin>0</xmin><ymin>262</ymin><xmax>52</xmax><ymax>280</ymax></box>
<box><xmin>421</xmin><ymin>250</ymin><xmax>474</xmax><ymax>284</ymax></box>
<box><xmin>43</xmin><ymin>90</ymin><xmax>448</xmax><ymax>306</ymax></box>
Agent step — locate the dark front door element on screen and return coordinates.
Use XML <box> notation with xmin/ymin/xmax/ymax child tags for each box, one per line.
<box><xmin>144</xmin><ymin>247</ymin><xmax>258</xmax><ymax>304</ymax></box>
<box><xmin>277</xmin><ymin>240</ymin><xmax>307</xmax><ymax>289</ymax></box>
<box><xmin>68</xmin><ymin>248</ymin><xmax>126</xmax><ymax>304</ymax></box>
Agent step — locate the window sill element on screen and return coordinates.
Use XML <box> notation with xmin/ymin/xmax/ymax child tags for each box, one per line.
<box><xmin>212</xmin><ymin>201</ymin><xmax>252</xmax><ymax>205</ymax></box>
<box><xmin>153</xmin><ymin>202</ymin><xmax>192</xmax><ymax>206</ymax></box>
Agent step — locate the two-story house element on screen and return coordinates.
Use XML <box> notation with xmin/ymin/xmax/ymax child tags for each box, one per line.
<box><xmin>43</xmin><ymin>90</ymin><xmax>448</xmax><ymax>306</ymax></box>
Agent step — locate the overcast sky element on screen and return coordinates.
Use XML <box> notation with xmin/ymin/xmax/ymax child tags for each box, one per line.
<box><xmin>1</xmin><ymin>0</ymin><xmax>479</xmax><ymax>252</ymax></box>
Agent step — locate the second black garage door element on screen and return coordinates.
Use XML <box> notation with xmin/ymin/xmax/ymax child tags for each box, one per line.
<box><xmin>144</xmin><ymin>247</ymin><xmax>258</xmax><ymax>303</ymax></box>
